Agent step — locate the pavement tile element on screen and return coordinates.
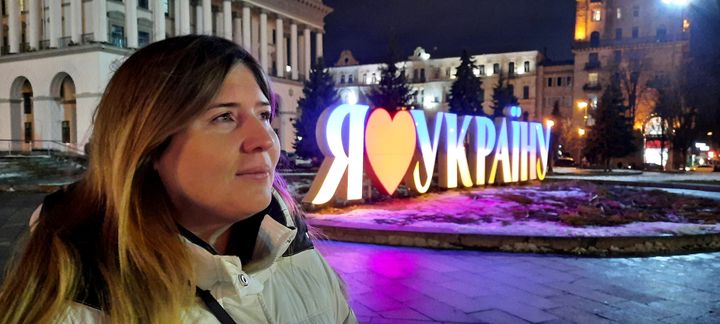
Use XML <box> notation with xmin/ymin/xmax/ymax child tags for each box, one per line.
<box><xmin>404</xmin><ymin>296</ymin><xmax>481</xmax><ymax>323</ymax></box>
<box><xmin>546</xmin><ymin>306</ymin><xmax>613</xmax><ymax>323</ymax></box>
<box><xmin>353</xmin><ymin>292</ymin><xmax>404</xmax><ymax>312</ymax></box>
<box><xmin>546</xmin><ymin>294</ymin><xmax>618</xmax><ymax>315</ymax></box>
<box><xmin>378</xmin><ymin>308</ymin><xmax>432</xmax><ymax>321</ymax></box>
<box><xmin>469</xmin><ymin>309</ymin><xmax>530</xmax><ymax>323</ymax></box>
<box><xmin>491</xmin><ymin>299</ymin><xmax>559</xmax><ymax>323</ymax></box>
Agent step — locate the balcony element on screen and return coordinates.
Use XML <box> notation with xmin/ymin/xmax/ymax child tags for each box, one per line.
<box><xmin>583</xmin><ymin>83</ymin><xmax>602</xmax><ymax>92</ymax></box>
<box><xmin>574</xmin><ymin>33</ymin><xmax>690</xmax><ymax>49</ymax></box>
<box><xmin>584</xmin><ymin>61</ymin><xmax>601</xmax><ymax>70</ymax></box>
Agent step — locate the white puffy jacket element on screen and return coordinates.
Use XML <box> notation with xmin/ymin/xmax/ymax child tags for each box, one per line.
<box><xmin>53</xmin><ymin>191</ymin><xmax>357</xmax><ymax>323</ymax></box>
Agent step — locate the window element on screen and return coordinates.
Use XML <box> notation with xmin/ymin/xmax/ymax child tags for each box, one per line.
<box><xmin>588</xmin><ymin>72</ymin><xmax>599</xmax><ymax>85</ymax></box>
<box><xmin>566</xmin><ymin>76</ymin><xmax>572</xmax><ymax>86</ymax></box>
<box><xmin>633</xmin><ymin>5</ymin><xmax>639</xmax><ymax>17</ymax></box>
<box><xmin>524</xmin><ymin>61</ymin><xmax>530</xmax><ymax>73</ymax></box>
<box><xmin>340</xmin><ymin>74</ymin><xmax>345</xmax><ymax>84</ymax></box>
<box><xmin>615</xmin><ymin>28</ymin><xmax>622</xmax><ymax>40</ymax></box>
<box><xmin>590</xmin><ymin>31</ymin><xmax>600</xmax><ymax>47</ymax></box>
<box><xmin>111</xmin><ymin>25</ymin><xmax>125</xmax><ymax>47</ymax></box>
<box><xmin>614</xmin><ymin>50</ymin><xmax>622</xmax><ymax>64</ymax></box>
<box><xmin>493</xmin><ymin>63</ymin><xmax>500</xmax><ymax>74</ymax></box>
<box><xmin>656</xmin><ymin>26</ymin><xmax>667</xmax><ymax>42</ymax></box>
<box><xmin>139</xmin><ymin>31</ymin><xmax>150</xmax><ymax>47</ymax></box>
<box><xmin>446</xmin><ymin>67</ymin><xmax>451</xmax><ymax>78</ymax></box>
<box><xmin>508</xmin><ymin>62</ymin><xmax>515</xmax><ymax>76</ymax></box>
<box><xmin>547</xmin><ymin>77</ymin><xmax>553</xmax><ymax>87</ymax></box>
<box><xmin>589</xmin><ymin>52</ymin><xmax>599</xmax><ymax>64</ymax></box>
<box><xmin>23</xmin><ymin>93</ymin><xmax>32</xmax><ymax>114</ymax></box>
<box><xmin>163</xmin><ymin>0</ymin><xmax>169</xmax><ymax>15</ymax></box>
<box><xmin>683</xmin><ymin>19</ymin><xmax>690</xmax><ymax>32</ymax></box>
<box><xmin>420</xmin><ymin>68</ymin><xmax>425</xmax><ymax>81</ymax></box>
<box><xmin>523</xmin><ymin>86</ymin><xmax>529</xmax><ymax>100</ymax></box>
<box><xmin>139</xmin><ymin>0</ymin><xmax>149</xmax><ymax>9</ymax></box>
<box><xmin>348</xmin><ymin>75</ymin><xmax>353</xmax><ymax>83</ymax></box>
<box><xmin>592</xmin><ymin>9</ymin><xmax>602</xmax><ymax>21</ymax></box>
<box><xmin>413</xmin><ymin>69</ymin><xmax>418</xmax><ymax>81</ymax></box>
<box><xmin>479</xmin><ymin>65</ymin><xmax>485</xmax><ymax>76</ymax></box>
<box><xmin>632</xmin><ymin>26</ymin><xmax>639</xmax><ymax>39</ymax></box>
<box><xmin>473</xmin><ymin>68</ymin><xmax>480</xmax><ymax>77</ymax></box>
<box><xmin>508</xmin><ymin>85</ymin><xmax>514</xmax><ymax>97</ymax></box>
<box><xmin>616</xmin><ymin>7</ymin><xmax>622</xmax><ymax>19</ymax></box>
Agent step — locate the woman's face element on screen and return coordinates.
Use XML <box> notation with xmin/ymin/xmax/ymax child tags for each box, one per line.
<box><xmin>155</xmin><ymin>64</ymin><xmax>280</xmax><ymax>228</ymax></box>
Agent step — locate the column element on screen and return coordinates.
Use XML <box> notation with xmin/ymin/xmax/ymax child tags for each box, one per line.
<box><xmin>315</xmin><ymin>31</ymin><xmax>323</xmax><ymax>61</ymax></box>
<box><xmin>0</xmin><ymin>1</ymin><xmax>4</xmax><ymax>54</ymax></box>
<box><xmin>223</xmin><ymin>0</ymin><xmax>232</xmax><ymax>40</ymax></box>
<box><xmin>275</xmin><ymin>17</ymin><xmax>284</xmax><ymax>77</ymax></box>
<box><xmin>7</xmin><ymin>0</ymin><xmax>20</xmax><ymax>53</ymax></box>
<box><xmin>49</xmin><ymin>0</ymin><xmax>61</xmax><ymax>47</ymax></box>
<box><xmin>71</xmin><ymin>0</ymin><xmax>82</xmax><ymax>43</ymax></box>
<box><xmin>28</xmin><ymin>0</ymin><xmax>40</xmax><ymax>49</ymax></box>
<box><xmin>290</xmin><ymin>23</ymin><xmax>298</xmax><ymax>80</ymax></box>
<box><xmin>260</xmin><ymin>12</ymin><xmax>268</xmax><ymax>73</ymax></box>
<box><xmin>195</xmin><ymin>5</ymin><xmax>203</xmax><ymax>34</ymax></box>
<box><xmin>180</xmin><ymin>0</ymin><xmax>191</xmax><ymax>35</ymax></box>
<box><xmin>94</xmin><ymin>0</ymin><xmax>108</xmax><ymax>42</ymax></box>
<box><xmin>153</xmin><ymin>0</ymin><xmax>165</xmax><ymax>41</ymax></box>
<box><xmin>303</xmin><ymin>27</ymin><xmax>311</xmax><ymax>79</ymax></box>
<box><xmin>126</xmin><ymin>0</ymin><xmax>138</xmax><ymax>48</ymax></box>
<box><xmin>242</xmin><ymin>6</ymin><xmax>251</xmax><ymax>51</ymax></box>
<box><xmin>215</xmin><ymin>11</ymin><xmax>223</xmax><ymax>36</ymax></box>
<box><xmin>203</xmin><ymin>0</ymin><xmax>212</xmax><ymax>35</ymax></box>
<box><xmin>174</xmin><ymin>0</ymin><xmax>180</xmax><ymax>36</ymax></box>
<box><xmin>233</xmin><ymin>16</ymin><xmax>242</xmax><ymax>45</ymax></box>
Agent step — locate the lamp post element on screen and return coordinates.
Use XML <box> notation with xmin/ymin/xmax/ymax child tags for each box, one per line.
<box><xmin>577</xmin><ymin>128</ymin><xmax>586</xmax><ymax>167</ymax></box>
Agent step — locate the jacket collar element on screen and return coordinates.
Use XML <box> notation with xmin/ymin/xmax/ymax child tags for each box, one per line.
<box><xmin>181</xmin><ymin>190</ymin><xmax>298</xmax><ymax>288</ymax></box>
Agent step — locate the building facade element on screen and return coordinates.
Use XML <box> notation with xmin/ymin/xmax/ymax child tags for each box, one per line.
<box><xmin>572</xmin><ymin>0</ymin><xmax>690</xmax><ymax>166</ymax></box>
<box><xmin>328</xmin><ymin>47</ymin><xmax>546</xmax><ymax>120</ymax></box>
<box><xmin>0</xmin><ymin>0</ymin><xmax>331</xmax><ymax>152</ymax></box>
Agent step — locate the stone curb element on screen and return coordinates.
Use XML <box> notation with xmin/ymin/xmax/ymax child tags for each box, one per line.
<box><xmin>561</xmin><ymin>179</ymin><xmax>720</xmax><ymax>193</ymax></box>
<box><xmin>309</xmin><ymin>220</ymin><xmax>720</xmax><ymax>256</ymax></box>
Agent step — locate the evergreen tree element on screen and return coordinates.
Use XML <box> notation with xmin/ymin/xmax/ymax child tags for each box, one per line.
<box><xmin>582</xmin><ymin>76</ymin><xmax>637</xmax><ymax>171</ymax></box>
<box><xmin>293</xmin><ymin>58</ymin><xmax>339</xmax><ymax>161</ymax></box>
<box><xmin>367</xmin><ymin>45</ymin><xmax>415</xmax><ymax>111</ymax></box>
<box><xmin>490</xmin><ymin>71</ymin><xmax>519</xmax><ymax>118</ymax></box>
<box><xmin>448</xmin><ymin>50</ymin><xmax>485</xmax><ymax>115</ymax></box>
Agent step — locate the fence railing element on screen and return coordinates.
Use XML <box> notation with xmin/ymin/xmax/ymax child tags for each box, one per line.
<box><xmin>0</xmin><ymin>139</ymin><xmax>85</xmax><ymax>157</ymax></box>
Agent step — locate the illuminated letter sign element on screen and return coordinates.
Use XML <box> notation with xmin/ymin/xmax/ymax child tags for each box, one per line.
<box><xmin>302</xmin><ymin>105</ymin><xmax>552</xmax><ymax>205</ymax></box>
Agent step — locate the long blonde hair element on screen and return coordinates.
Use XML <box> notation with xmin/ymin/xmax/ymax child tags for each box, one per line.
<box><xmin>0</xmin><ymin>35</ymin><xmax>296</xmax><ymax>323</ymax></box>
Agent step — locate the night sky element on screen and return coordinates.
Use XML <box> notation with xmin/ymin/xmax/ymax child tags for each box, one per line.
<box><xmin>322</xmin><ymin>0</ymin><xmax>577</xmax><ymax>66</ymax></box>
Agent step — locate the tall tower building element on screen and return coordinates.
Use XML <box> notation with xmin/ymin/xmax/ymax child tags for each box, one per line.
<box><xmin>571</xmin><ymin>0</ymin><xmax>690</xmax><ymax>166</ymax></box>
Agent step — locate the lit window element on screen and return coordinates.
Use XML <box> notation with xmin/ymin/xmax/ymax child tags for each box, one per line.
<box><xmin>588</xmin><ymin>72</ymin><xmax>599</xmax><ymax>85</ymax></box>
<box><xmin>683</xmin><ymin>19</ymin><xmax>690</xmax><ymax>32</ymax></box>
<box><xmin>592</xmin><ymin>10</ymin><xmax>602</xmax><ymax>21</ymax></box>
<box><xmin>616</xmin><ymin>8</ymin><xmax>622</xmax><ymax>19</ymax></box>
<box><xmin>473</xmin><ymin>68</ymin><xmax>480</xmax><ymax>77</ymax></box>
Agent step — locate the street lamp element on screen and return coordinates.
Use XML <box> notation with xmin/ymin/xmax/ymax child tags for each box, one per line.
<box><xmin>577</xmin><ymin>128</ymin><xmax>585</xmax><ymax>167</ymax></box>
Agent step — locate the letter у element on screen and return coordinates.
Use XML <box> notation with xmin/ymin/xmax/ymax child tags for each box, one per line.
<box><xmin>407</xmin><ymin>110</ymin><xmax>444</xmax><ymax>194</ymax></box>
<box><xmin>438</xmin><ymin>113</ymin><xmax>473</xmax><ymax>189</ymax></box>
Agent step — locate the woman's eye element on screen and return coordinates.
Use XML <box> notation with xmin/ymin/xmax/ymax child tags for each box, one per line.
<box><xmin>260</xmin><ymin>111</ymin><xmax>272</xmax><ymax>122</ymax></box>
<box><xmin>212</xmin><ymin>112</ymin><xmax>235</xmax><ymax>123</ymax></box>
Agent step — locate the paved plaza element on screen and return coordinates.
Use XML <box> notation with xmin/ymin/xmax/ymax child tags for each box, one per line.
<box><xmin>1</xmin><ymin>190</ymin><xmax>719</xmax><ymax>323</ymax></box>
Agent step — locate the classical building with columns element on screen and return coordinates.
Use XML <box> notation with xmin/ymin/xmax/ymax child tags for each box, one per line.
<box><xmin>329</xmin><ymin>47</ymin><xmax>546</xmax><ymax>120</ymax></box>
<box><xmin>0</xmin><ymin>0</ymin><xmax>331</xmax><ymax>152</ymax></box>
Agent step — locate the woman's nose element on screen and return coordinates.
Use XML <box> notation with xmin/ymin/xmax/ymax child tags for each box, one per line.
<box><xmin>240</xmin><ymin>119</ymin><xmax>275</xmax><ymax>153</ymax></box>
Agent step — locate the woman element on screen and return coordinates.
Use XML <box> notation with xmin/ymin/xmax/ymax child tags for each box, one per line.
<box><xmin>0</xmin><ymin>35</ymin><xmax>356</xmax><ymax>324</ymax></box>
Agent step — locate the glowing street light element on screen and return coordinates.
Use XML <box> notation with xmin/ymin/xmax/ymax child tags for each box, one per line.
<box><xmin>577</xmin><ymin>101</ymin><xmax>588</xmax><ymax>110</ymax></box>
<box><xmin>662</xmin><ymin>0</ymin><xmax>690</xmax><ymax>6</ymax></box>
<box><xmin>578</xmin><ymin>128</ymin><xmax>586</xmax><ymax>136</ymax></box>
<box><xmin>546</xmin><ymin>120</ymin><xmax>555</xmax><ymax>128</ymax></box>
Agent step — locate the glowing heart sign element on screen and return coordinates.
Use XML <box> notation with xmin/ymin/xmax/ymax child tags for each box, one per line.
<box><xmin>364</xmin><ymin>109</ymin><xmax>417</xmax><ymax>195</ymax></box>
<box><xmin>302</xmin><ymin>104</ymin><xmax>552</xmax><ymax>205</ymax></box>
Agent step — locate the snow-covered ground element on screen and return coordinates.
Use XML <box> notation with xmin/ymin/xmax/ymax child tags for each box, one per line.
<box><xmin>550</xmin><ymin>167</ymin><xmax>720</xmax><ymax>183</ymax></box>
<box><xmin>305</xmin><ymin>185</ymin><xmax>720</xmax><ymax>237</ymax></box>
